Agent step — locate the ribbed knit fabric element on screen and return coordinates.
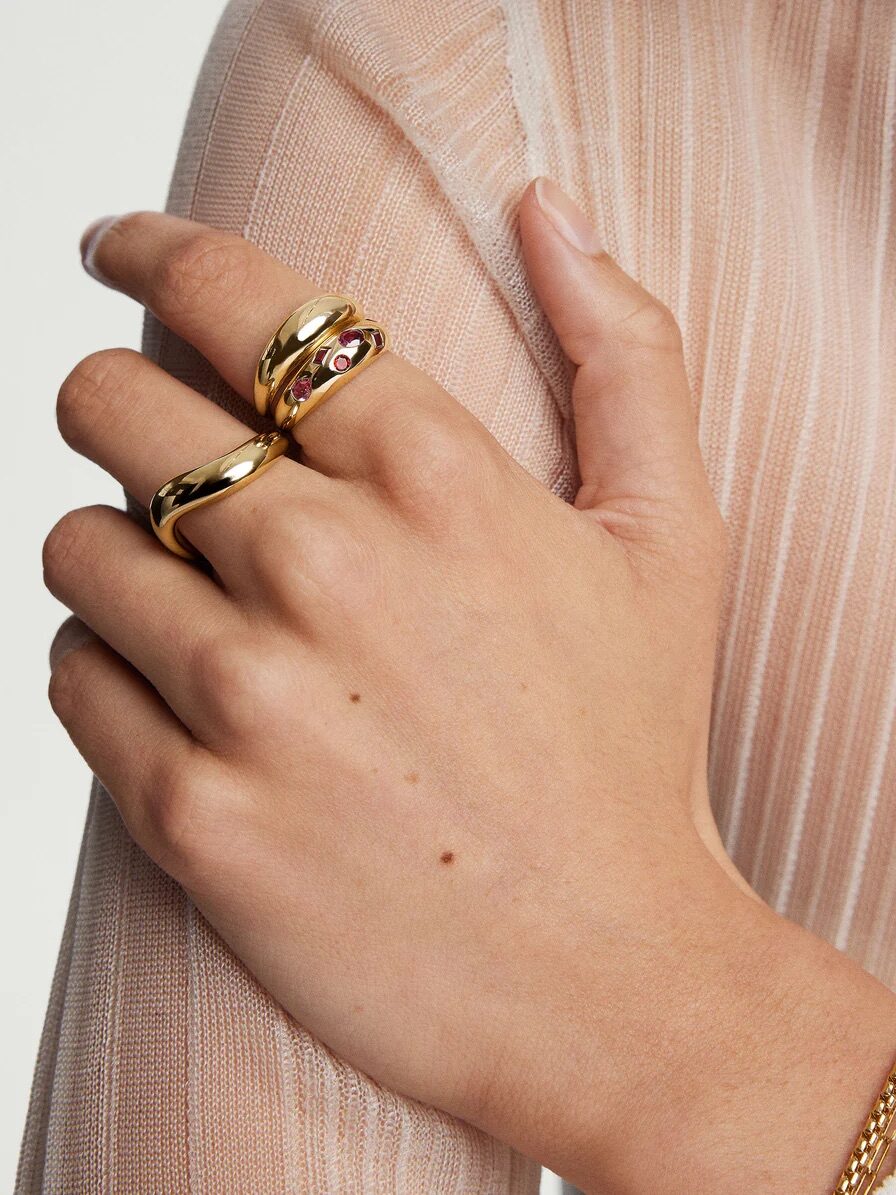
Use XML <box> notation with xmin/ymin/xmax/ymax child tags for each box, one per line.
<box><xmin>17</xmin><ymin>2</ymin><xmax>896</xmax><ymax>1191</ymax></box>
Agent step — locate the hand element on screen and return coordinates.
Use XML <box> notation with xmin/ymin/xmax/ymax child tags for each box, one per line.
<box><xmin>45</xmin><ymin>179</ymin><xmax>896</xmax><ymax>1193</ymax></box>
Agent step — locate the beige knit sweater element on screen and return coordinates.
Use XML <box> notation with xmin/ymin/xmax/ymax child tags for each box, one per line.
<box><xmin>17</xmin><ymin>1</ymin><xmax>896</xmax><ymax>1191</ymax></box>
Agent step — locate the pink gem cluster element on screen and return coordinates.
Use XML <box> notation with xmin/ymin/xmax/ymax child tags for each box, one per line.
<box><xmin>286</xmin><ymin>325</ymin><xmax>382</xmax><ymax>406</ymax></box>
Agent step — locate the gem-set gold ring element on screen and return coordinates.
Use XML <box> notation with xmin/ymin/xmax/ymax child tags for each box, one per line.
<box><xmin>149</xmin><ymin>293</ymin><xmax>388</xmax><ymax>562</ymax></box>
<box><xmin>255</xmin><ymin>294</ymin><xmax>388</xmax><ymax>432</ymax></box>
<box><xmin>253</xmin><ymin>294</ymin><xmax>359</xmax><ymax>419</ymax></box>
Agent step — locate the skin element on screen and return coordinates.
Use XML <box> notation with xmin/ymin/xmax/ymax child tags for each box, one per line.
<box><xmin>45</xmin><ymin>180</ymin><xmax>896</xmax><ymax>1193</ymax></box>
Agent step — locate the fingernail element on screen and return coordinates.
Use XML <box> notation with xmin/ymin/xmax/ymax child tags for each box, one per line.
<box><xmin>50</xmin><ymin>616</ymin><xmax>97</xmax><ymax>671</ymax></box>
<box><xmin>533</xmin><ymin>177</ymin><xmax>603</xmax><ymax>256</ymax></box>
<box><xmin>80</xmin><ymin>214</ymin><xmax>120</xmax><ymax>283</ymax></box>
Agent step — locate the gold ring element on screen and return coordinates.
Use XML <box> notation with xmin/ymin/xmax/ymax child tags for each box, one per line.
<box><xmin>254</xmin><ymin>295</ymin><xmax>359</xmax><ymax>418</ymax></box>
<box><xmin>270</xmin><ymin>320</ymin><xmax>388</xmax><ymax>432</ymax></box>
<box><xmin>255</xmin><ymin>295</ymin><xmax>389</xmax><ymax>432</ymax></box>
<box><xmin>150</xmin><ymin>431</ymin><xmax>289</xmax><ymax>561</ymax></box>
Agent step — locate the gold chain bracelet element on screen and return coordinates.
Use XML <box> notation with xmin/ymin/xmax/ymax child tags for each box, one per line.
<box><xmin>834</xmin><ymin>1058</ymin><xmax>896</xmax><ymax>1194</ymax></box>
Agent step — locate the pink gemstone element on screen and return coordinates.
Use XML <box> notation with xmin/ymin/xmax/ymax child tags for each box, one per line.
<box><xmin>332</xmin><ymin>354</ymin><xmax>351</xmax><ymax>372</ymax></box>
<box><xmin>289</xmin><ymin>374</ymin><xmax>312</xmax><ymax>403</ymax></box>
<box><xmin>372</xmin><ymin>329</ymin><xmax>385</xmax><ymax>347</ymax></box>
<box><xmin>313</xmin><ymin>347</ymin><xmax>328</xmax><ymax>364</ymax></box>
<box><xmin>338</xmin><ymin>327</ymin><xmax>363</xmax><ymax>346</ymax></box>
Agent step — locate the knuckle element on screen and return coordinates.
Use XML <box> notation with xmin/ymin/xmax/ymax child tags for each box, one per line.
<box><xmin>142</xmin><ymin>752</ymin><xmax>218</xmax><ymax>879</ymax></box>
<box><xmin>47</xmin><ymin>647</ymin><xmax>90</xmax><ymax>720</ymax></box>
<box><xmin>42</xmin><ymin>507</ymin><xmax>99</xmax><ymax>589</ymax></box>
<box><xmin>618</xmin><ymin>294</ymin><xmax>683</xmax><ymax>356</ymax></box>
<box><xmin>409</xmin><ymin>417</ymin><xmax>471</xmax><ymax>488</ymax></box>
<box><xmin>155</xmin><ymin>229</ymin><xmax>251</xmax><ymax>314</ymax></box>
<box><xmin>295</xmin><ymin>509</ymin><xmax>384</xmax><ymax>612</ymax></box>
<box><xmin>190</xmin><ymin>635</ymin><xmax>277</xmax><ymax>737</ymax></box>
<box><xmin>57</xmin><ymin>348</ymin><xmax>141</xmax><ymax>449</ymax></box>
<box><xmin>382</xmin><ymin>410</ymin><xmax>484</xmax><ymax>522</ymax></box>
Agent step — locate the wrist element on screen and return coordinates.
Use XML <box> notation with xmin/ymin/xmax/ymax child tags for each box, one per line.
<box><xmin>573</xmin><ymin>878</ymin><xmax>896</xmax><ymax>1194</ymax></box>
<box><xmin>474</xmin><ymin>849</ymin><xmax>896</xmax><ymax>1195</ymax></box>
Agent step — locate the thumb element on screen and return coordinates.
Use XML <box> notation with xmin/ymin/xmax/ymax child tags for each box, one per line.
<box><xmin>519</xmin><ymin>176</ymin><xmax>717</xmax><ymax>547</ymax></box>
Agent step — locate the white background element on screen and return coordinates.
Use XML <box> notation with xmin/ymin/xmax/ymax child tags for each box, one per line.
<box><xmin>0</xmin><ymin>1</ymin><xmax>227</xmax><ymax>1185</ymax></box>
<box><xmin>0</xmin><ymin>2</ymin><xmax>564</xmax><ymax>1190</ymax></box>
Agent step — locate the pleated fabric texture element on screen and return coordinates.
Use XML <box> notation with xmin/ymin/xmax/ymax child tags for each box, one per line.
<box><xmin>17</xmin><ymin>1</ymin><xmax>896</xmax><ymax>1191</ymax></box>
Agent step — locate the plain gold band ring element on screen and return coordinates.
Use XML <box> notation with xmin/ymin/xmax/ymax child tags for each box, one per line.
<box><xmin>150</xmin><ymin>431</ymin><xmax>289</xmax><ymax>562</ymax></box>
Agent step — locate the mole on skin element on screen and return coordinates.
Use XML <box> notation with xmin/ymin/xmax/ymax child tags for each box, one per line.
<box><xmin>440</xmin><ymin>851</ymin><xmax>455</xmax><ymax>865</ymax></box>
<box><xmin>404</xmin><ymin>771</ymin><xmax>419</xmax><ymax>785</ymax></box>
<box><xmin>349</xmin><ymin>692</ymin><xmax>361</xmax><ymax>703</ymax></box>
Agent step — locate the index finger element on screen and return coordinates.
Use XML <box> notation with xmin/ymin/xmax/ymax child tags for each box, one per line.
<box><xmin>80</xmin><ymin>211</ymin><xmax>474</xmax><ymax>480</ymax></box>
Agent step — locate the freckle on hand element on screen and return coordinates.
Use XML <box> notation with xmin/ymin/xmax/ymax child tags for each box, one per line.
<box><xmin>440</xmin><ymin>851</ymin><xmax>455</xmax><ymax>865</ymax></box>
<box><xmin>404</xmin><ymin>771</ymin><xmax>419</xmax><ymax>785</ymax></box>
<box><xmin>349</xmin><ymin>692</ymin><xmax>361</xmax><ymax>703</ymax></box>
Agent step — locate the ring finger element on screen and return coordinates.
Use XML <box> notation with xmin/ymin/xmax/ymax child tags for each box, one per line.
<box><xmin>56</xmin><ymin>345</ymin><xmax>343</xmax><ymax>591</ymax></box>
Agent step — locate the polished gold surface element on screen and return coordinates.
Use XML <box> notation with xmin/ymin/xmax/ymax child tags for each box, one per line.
<box><xmin>254</xmin><ymin>294</ymin><xmax>389</xmax><ymax>433</ymax></box>
<box><xmin>270</xmin><ymin>320</ymin><xmax>389</xmax><ymax>432</ymax></box>
<box><xmin>254</xmin><ymin>295</ymin><xmax>358</xmax><ymax>417</ymax></box>
<box><xmin>150</xmin><ymin>431</ymin><xmax>289</xmax><ymax>561</ymax></box>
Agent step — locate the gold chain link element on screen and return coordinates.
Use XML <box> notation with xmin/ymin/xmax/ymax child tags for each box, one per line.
<box><xmin>834</xmin><ymin>1059</ymin><xmax>896</xmax><ymax>1194</ymax></box>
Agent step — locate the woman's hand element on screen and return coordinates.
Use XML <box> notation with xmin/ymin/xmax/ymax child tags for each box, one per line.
<box><xmin>44</xmin><ymin>179</ymin><xmax>896</xmax><ymax>1194</ymax></box>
